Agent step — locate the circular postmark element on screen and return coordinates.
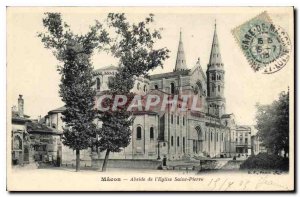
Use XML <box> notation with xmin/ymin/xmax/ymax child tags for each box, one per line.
<box><xmin>233</xmin><ymin>12</ymin><xmax>292</xmax><ymax>74</ymax></box>
<box><xmin>249</xmin><ymin>28</ymin><xmax>282</xmax><ymax>65</ymax></box>
<box><xmin>242</xmin><ymin>23</ymin><xmax>291</xmax><ymax>74</ymax></box>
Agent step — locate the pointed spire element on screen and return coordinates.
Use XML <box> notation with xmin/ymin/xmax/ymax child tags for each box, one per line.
<box><xmin>208</xmin><ymin>21</ymin><xmax>223</xmax><ymax>69</ymax></box>
<box><xmin>174</xmin><ymin>29</ymin><xmax>187</xmax><ymax>71</ymax></box>
<box><xmin>214</xmin><ymin>19</ymin><xmax>216</xmax><ymax>29</ymax></box>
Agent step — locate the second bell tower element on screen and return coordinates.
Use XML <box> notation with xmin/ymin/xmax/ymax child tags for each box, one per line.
<box><xmin>206</xmin><ymin>22</ymin><xmax>226</xmax><ymax>117</ymax></box>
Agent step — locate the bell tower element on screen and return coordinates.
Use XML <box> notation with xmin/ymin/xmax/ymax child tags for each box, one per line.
<box><xmin>206</xmin><ymin>22</ymin><xmax>226</xmax><ymax>117</ymax></box>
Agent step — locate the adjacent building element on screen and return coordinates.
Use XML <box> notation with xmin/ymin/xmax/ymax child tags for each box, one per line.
<box><xmin>251</xmin><ymin>134</ymin><xmax>267</xmax><ymax>156</ymax></box>
<box><xmin>235</xmin><ymin>125</ymin><xmax>252</xmax><ymax>156</ymax></box>
<box><xmin>11</xmin><ymin>95</ymin><xmax>62</xmax><ymax>166</ymax></box>
<box><xmin>44</xmin><ymin>106</ymin><xmax>92</xmax><ymax>165</ymax></box>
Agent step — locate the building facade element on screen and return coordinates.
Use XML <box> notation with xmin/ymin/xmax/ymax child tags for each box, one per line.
<box><xmin>235</xmin><ymin>125</ymin><xmax>252</xmax><ymax>156</ymax></box>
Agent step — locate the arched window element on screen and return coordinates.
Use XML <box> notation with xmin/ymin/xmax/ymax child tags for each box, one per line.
<box><xmin>222</xmin><ymin>133</ymin><xmax>224</xmax><ymax>141</ymax></box>
<box><xmin>218</xmin><ymin>85</ymin><xmax>220</xmax><ymax>92</ymax></box>
<box><xmin>177</xmin><ymin>136</ymin><xmax>180</xmax><ymax>146</ymax></box>
<box><xmin>170</xmin><ymin>82</ymin><xmax>175</xmax><ymax>94</ymax></box>
<box><xmin>196</xmin><ymin>81</ymin><xmax>203</xmax><ymax>95</ymax></box>
<box><xmin>150</xmin><ymin>127</ymin><xmax>154</xmax><ymax>139</ymax></box>
<box><xmin>171</xmin><ymin>136</ymin><xmax>174</xmax><ymax>146</ymax></box>
<box><xmin>212</xmin><ymin>74</ymin><xmax>216</xmax><ymax>80</ymax></box>
<box><xmin>13</xmin><ymin>136</ymin><xmax>22</xmax><ymax>150</ymax></box>
<box><xmin>144</xmin><ymin>85</ymin><xmax>147</xmax><ymax>92</ymax></box>
<box><xmin>196</xmin><ymin>126</ymin><xmax>202</xmax><ymax>140</ymax></box>
<box><xmin>96</xmin><ymin>78</ymin><xmax>100</xmax><ymax>90</ymax></box>
<box><xmin>211</xmin><ymin>132</ymin><xmax>213</xmax><ymax>141</ymax></box>
<box><xmin>177</xmin><ymin>116</ymin><xmax>179</xmax><ymax>125</ymax></box>
<box><xmin>137</xmin><ymin>82</ymin><xmax>140</xmax><ymax>90</ymax></box>
<box><xmin>183</xmin><ymin>116</ymin><xmax>185</xmax><ymax>126</ymax></box>
<box><xmin>171</xmin><ymin>115</ymin><xmax>173</xmax><ymax>124</ymax></box>
<box><xmin>136</xmin><ymin>126</ymin><xmax>142</xmax><ymax>140</ymax></box>
<box><xmin>154</xmin><ymin>85</ymin><xmax>158</xmax><ymax>90</ymax></box>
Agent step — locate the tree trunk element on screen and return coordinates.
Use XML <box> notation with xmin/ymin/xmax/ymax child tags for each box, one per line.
<box><xmin>76</xmin><ymin>149</ymin><xmax>80</xmax><ymax>172</ymax></box>
<box><xmin>101</xmin><ymin>149</ymin><xmax>110</xmax><ymax>172</ymax></box>
<box><xmin>284</xmin><ymin>148</ymin><xmax>288</xmax><ymax>158</ymax></box>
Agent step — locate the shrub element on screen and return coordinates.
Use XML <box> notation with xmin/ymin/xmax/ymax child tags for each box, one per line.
<box><xmin>240</xmin><ymin>153</ymin><xmax>289</xmax><ymax>171</ymax></box>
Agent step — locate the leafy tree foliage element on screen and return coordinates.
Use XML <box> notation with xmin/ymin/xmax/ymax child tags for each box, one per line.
<box><xmin>240</xmin><ymin>153</ymin><xmax>289</xmax><ymax>171</ymax></box>
<box><xmin>97</xmin><ymin>13</ymin><xmax>170</xmax><ymax>171</ymax></box>
<box><xmin>38</xmin><ymin>12</ymin><xmax>109</xmax><ymax>171</ymax></box>
<box><xmin>255</xmin><ymin>90</ymin><xmax>289</xmax><ymax>157</ymax></box>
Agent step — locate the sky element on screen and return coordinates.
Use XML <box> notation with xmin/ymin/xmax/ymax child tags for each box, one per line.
<box><xmin>7</xmin><ymin>7</ymin><xmax>294</xmax><ymax>125</ymax></box>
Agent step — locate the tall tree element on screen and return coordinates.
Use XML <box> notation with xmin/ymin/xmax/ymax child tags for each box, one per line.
<box><xmin>97</xmin><ymin>13</ymin><xmax>170</xmax><ymax>171</ymax></box>
<box><xmin>38</xmin><ymin>13</ymin><xmax>109</xmax><ymax>171</ymax></box>
<box><xmin>255</xmin><ymin>90</ymin><xmax>289</xmax><ymax>157</ymax></box>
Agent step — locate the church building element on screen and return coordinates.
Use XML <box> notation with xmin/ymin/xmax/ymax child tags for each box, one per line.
<box><xmin>45</xmin><ymin>23</ymin><xmax>247</xmax><ymax>162</ymax></box>
<box><xmin>92</xmin><ymin>23</ymin><xmax>238</xmax><ymax>160</ymax></box>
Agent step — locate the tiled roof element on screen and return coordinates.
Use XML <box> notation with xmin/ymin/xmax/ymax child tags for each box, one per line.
<box><xmin>150</xmin><ymin>69</ymin><xmax>190</xmax><ymax>80</ymax></box>
<box><xmin>12</xmin><ymin>111</ymin><xmax>31</xmax><ymax>124</ymax></box>
<box><xmin>94</xmin><ymin>65</ymin><xmax>118</xmax><ymax>74</ymax></box>
<box><xmin>221</xmin><ymin>113</ymin><xmax>233</xmax><ymax>118</ymax></box>
<box><xmin>26</xmin><ymin>122</ymin><xmax>61</xmax><ymax>135</ymax></box>
<box><xmin>48</xmin><ymin>106</ymin><xmax>66</xmax><ymax>114</ymax></box>
<box><xmin>236</xmin><ymin>125</ymin><xmax>251</xmax><ymax>130</ymax></box>
<box><xmin>205</xmin><ymin>122</ymin><xmax>228</xmax><ymax>129</ymax></box>
<box><xmin>12</xmin><ymin>111</ymin><xmax>30</xmax><ymax>119</ymax></box>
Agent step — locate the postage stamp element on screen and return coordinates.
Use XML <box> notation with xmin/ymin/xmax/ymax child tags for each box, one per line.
<box><xmin>232</xmin><ymin>11</ymin><xmax>292</xmax><ymax>74</ymax></box>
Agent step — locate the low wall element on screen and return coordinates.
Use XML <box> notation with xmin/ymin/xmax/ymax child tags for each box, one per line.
<box><xmin>221</xmin><ymin>160</ymin><xmax>243</xmax><ymax>170</ymax></box>
<box><xmin>199</xmin><ymin>160</ymin><xmax>218</xmax><ymax>170</ymax></box>
<box><xmin>92</xmin><ymin>159</ymin><xmax>162</xmax><ymax>169</ymax></box>
<box><xmin>61</xmin><ymin>160</ymin><xmax>92</xmax><ymax>167</ymax></box>
<box><xmin>199</xmin><ymin>160</ymin><xmax>243</xmax><ymax>171</ymax></box>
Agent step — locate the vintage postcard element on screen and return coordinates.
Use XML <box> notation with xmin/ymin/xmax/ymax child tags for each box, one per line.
<box><xmin>6</xmin><ymin>7</ymin><xmax>294</xmax><ymax>191</ymax></box>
